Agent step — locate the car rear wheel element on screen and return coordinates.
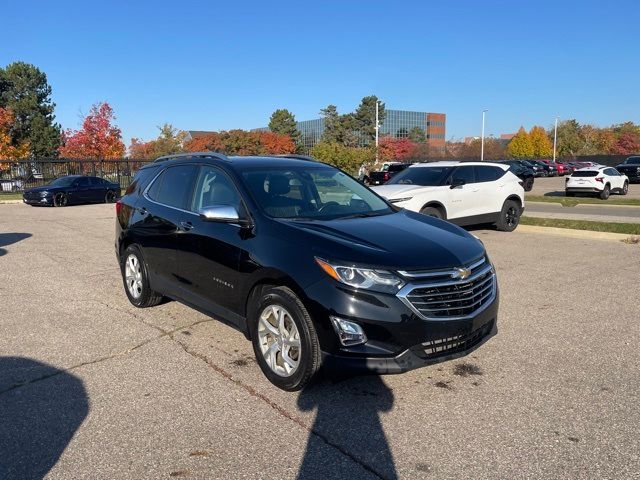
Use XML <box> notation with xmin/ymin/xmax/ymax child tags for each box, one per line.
<box><xmin>105</xmin><ymin>190</ymin><xmax>117</xmax><ymax>203</ymax></box>
<box><xmin>121</xmin><ymin>245</ymin><xmax>163</xmax><ymax>308</ymax></box>
<box><xmin>600</xmin><ymin>184</ymin><xmax>610</xmax><ymax>200</ymax></box>
<box><xmin>495</xmin><ymin>199</ymin><xmax>521</xmax><ymax>232</ymax></box>
<box><xmin>523</xmin><ymin>178</ymin><xmax>534</xmax><ymax>192</ymax></box>
<box><xmin>250</xmin><ymin>286</ymin><xmax>321</xmax><ymax>391</ymax></box>
<box><xmin>53</xmin><ymin>192</ymin><xmax>68</xmax><ymax>207</ymax></box>
<box><xmin>420</xmin><ymin>206</ymin><xmax>444</xmax><ymax>219</ymax></box>
<box><xmin>622</xmin><ymin>181</ymin><xmax>629</xmax><ymax>195</ymax></box>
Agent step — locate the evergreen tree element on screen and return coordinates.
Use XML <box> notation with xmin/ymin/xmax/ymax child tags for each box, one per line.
<box><xmin>268</xmin><ymin>109</ymin><xmax>300</xmax><ymax>146</ymax></box>
<box><xmin>353</xmin><ymin>95</ymin><xmax>385</xmax><ymax>144</ymax></box>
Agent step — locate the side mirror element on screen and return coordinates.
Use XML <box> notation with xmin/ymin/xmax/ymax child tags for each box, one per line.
<box><xmin>450</xmin><ymin>179</ymin><xmax>465</xmax><ymax>189</ymax></box>
<box><xmin>199</xmin><ymin>205</ymin><xmax>250</xmax><ymax>227</ymax></box>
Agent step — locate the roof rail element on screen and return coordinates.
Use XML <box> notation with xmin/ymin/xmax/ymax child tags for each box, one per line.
<box><xmin>152</xmin><ymin>152</ymin><xmax>229</xmax><ymax>163</ymax></box>
<box><xmin>271</xmin><ymin>154</ymin><xmax>319</xmax><ymax>162</ymax></box>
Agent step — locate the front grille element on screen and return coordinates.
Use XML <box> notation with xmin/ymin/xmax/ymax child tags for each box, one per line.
<box><xmin>411</xmin><ymin>320</ymin><xmax>494</xmax><ymax>360</ymax></box>
<box><xmin>398</xmin><ymin>257</ymin><xmax>496</xmax><ymax>320</ymax></box>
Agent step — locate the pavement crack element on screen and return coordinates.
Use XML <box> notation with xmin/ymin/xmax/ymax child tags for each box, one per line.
<box><xmin>171</xmin><ymin>337</ymin><xmax>390</xmax><ymax>480</ymax></box>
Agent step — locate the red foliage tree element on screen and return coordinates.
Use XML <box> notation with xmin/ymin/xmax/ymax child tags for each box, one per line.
<box><xmin>378</xmin><ymin>136</ymin><xmax>416</xmax><ymax>161</ymax></box>
<box><xmin>59</xmin><ymin>102</ymin><xmax>125</xmax><ymax>159</ymax></box>
<box><xmin>183</xmin><ymin>130</ymin><xmax>296</xmax><ymax>155</ymax></box>
<box><xmin>611</xmin><ymin>132</ymin><xmax>640</xmax><ymax>155</ymax></box>
<box><xmin>128</xmin><ymin>138</ymin><xmax>157</xmax><ymax>159</ymax></box>
<box><xmin>258</xmin><ymin>131</ymin><xmax>296</xmax><ymax>154</ymax></box>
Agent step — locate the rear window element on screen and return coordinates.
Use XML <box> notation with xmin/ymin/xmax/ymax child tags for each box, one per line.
<box><xmin>125</xmin><ymin>166</ymin><xmax>160</xmax><ymax>195</ymax></box>
<box><xmin>572</xmin><ymin>171</ymin><xmax>599</xmax><ymax>177</ymax></box>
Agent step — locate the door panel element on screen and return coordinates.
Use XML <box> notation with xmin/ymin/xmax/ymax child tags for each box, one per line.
<box><xmin>447</xmin><ymin>166</ymin><xmax>477</xmax><ymax>219</ymax></box>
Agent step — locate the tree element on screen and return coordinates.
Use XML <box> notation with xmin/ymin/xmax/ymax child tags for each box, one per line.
<box><xmin>507</xmin><ymin>127</ymin><xmax>534</xmax><ymax>159</ymax></box>
<box><xmin>268</xmin><ymin>109</ymin><xmax>300</xmax><ymax>146</ymax></box>
<box><xmin>0</xmin><ymin>62</ymin><xmax>61</xmax><ymax>157</ymax></box>
<box><xmin>462</xmin><ymin>138</ymin><xmax>506</xmax><ymax>160</ymax></box>
<box><xmin>59</xmin><ymin>102</ymin><xmax>125</xmax><ymax>159</ymax></box>
<box><xmin>529</xmin><ymin>126</ymin><xmax>553</xmax><ymax>158</ymax></box>
<box><xmin>611</xmin><ymin>132</ymin><xmax>640</xmax><ymax>155</ymax></box>
<box><xmin>320</xmin><ymin>105</ymin><xmax>343</xmax><ymax>143</ymax></box>
<box><xmin>0</xmin><ymin>108</ymin><xmax>29</xmax><ymax>170</ymax></box>
<box><xmin>378</xmin><ymin>136</ymin><xmax>416</xmax><ymax>161</ymax></box>
<box><xmin>408</xmin><ymin>127</ymin><xmax>426</xmax><ymax>143</ymax></box>
<box><xmin>353</xmin><ymin>95</ymin><xmax>385</xmax><ymax>144</ymax></box>
<box><xmin>128</xmin><ymin>138</ymin><xmax>157</xmax><ymax>159</ymax></box>
<box><xmin>150</xmin><ymin>124</ymin><xmax>186</xmax><ymax>157</ymax></box>
<box><xmin>555</xmin><ymin>119</ymin><xmax>583</xmax><ymax>158</ymax></box>
<box><xmin>258</xmin><ymin>131</ymin><xmax>296</xmax><ymax>154</ymax></box>
<box><xmin>310</xmin><ymin>142</ymin><xmax>375</xmax><ymax>176</ymax></box>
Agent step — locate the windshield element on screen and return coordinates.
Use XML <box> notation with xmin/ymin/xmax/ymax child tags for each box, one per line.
<box><xmin>387</xmin><ymin>166</ymin><xmax>453</xmax><ymax>186</ymax></box>
<box><xmin>626</xmin><ymin>157</ymin><xmax>640</xmax><ymax>165</ymax></box>
<box><xmin>49</xmin><ymin>177</ymin><xmax>78</xmax><ymax>187</ymax></box>
<box><xmin>239</xmin><ymin>166</ymin><xmax>392</xmax><ymax>220</ymax></box>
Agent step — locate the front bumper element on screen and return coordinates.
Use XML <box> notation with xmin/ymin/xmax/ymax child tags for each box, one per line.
<box><xmin>304</xmin><ymin>276</ymin><xmax>499</xmax><ymax>375</ymax></box>
<box><xmin>23</xmin><ymin>195</ymin><xmax>53</xmax><ymax>206</ymax></box>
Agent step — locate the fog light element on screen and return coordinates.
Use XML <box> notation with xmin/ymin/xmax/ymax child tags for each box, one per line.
<box><xmin>330</xmin><ymin>317</ymin><xmax>367</xmax><ymax>346</ymax></box>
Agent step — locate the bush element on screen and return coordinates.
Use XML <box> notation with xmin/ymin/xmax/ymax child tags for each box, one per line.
<box><xmin>310</xmin><ymin>142</ymin><xmax>375</xmax><ymax>176</ymax></box>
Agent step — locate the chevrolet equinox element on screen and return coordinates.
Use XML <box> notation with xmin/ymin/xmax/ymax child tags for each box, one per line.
<box><xmin>115</xmin><ymin>153</ymin><xmax>498</xmax><ymax>390</ymax></box>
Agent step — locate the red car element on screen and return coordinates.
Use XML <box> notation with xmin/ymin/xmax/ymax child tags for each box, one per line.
<box><xmin>540</xmin><ymin>159</ymin><xmax>570</xmax><ymax>176</ymax></box>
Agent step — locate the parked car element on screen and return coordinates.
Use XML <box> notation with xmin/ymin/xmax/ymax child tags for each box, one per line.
<box><xmin>115</xmin><ymin>153</ymin><xmax>498</xmax><ymax>390</ymax></box>
<box><xmin>368</xmin><ymin>163</ymin><xmax>411</xmax><ymax>185</ymax></box>
<box><xmin>528</xmin><ymin>160</ymin><xmax>558</xmax><ymax>177</ymax></box>
<box><xmin>497</xmin><ymin>160</ymin><xmax>535</xmax><ymax>191</ymax></box>
<box><xmin>372</xmin><ymin>161</ymin><xmax>524</xmax><ymax>231</ymax></box>
<box><xmin>560</xmin><ymin>162</ymin><xmax>579</xmax><ymax>174</ymax></box>
<box><xmin>615</xmin><ymin>156</ymin><xmax>640</xmax><ymax>183</ymax></box>
<box><xmin>521</xmin><ymin>160</ymin><xmax>546</xmax><ymax>177</ymax></box>
<box><xmin>565</xmin><ymin>167</ymin><xmax>629</xmax><ymax>199</ymax></box>
<box><xmin>22</xmin><ymin>175</ymin><xmax>121</xmax><ymax>207</ymax></box>
<box><xmin>540</xmin><ymin>159</ymin><xmax>569</xmax><ymax>176</ymax></box>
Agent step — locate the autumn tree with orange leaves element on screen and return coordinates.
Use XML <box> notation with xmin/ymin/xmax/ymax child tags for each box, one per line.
<box><xmin>0</xmin><ymin>108</ymin><xmax>29</xmax><ymax>170</ymax></box>
<box><xmin>59</xmin><ymin>102</ymin><xmax>125</xmax><ymax>159</ymax></box>
<box><xmin>182</xmin><ymin>130</ymin><xmax>295</xmax><ymax>156</ymax></box>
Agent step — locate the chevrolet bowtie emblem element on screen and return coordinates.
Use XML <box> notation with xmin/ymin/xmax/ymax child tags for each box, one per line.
<box><xmin>452</xmin><ymin>267</ymin><xmax>471</xmax><ymax>280</ymax></box>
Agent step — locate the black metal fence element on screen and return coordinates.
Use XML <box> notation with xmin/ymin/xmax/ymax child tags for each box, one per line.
<box><xmin>0</xmin><ymin>159</ymin><xmax>151</xmax><ymax>193</ymax></box>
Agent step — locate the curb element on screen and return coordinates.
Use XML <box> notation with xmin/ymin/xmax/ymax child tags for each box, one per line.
<box><xmin>0</xmin><ymin>200</ymin><xmax>23</xmax><ymax>204</ymax></box>
<box><xmin>526</xmin><ymin>200</ymin><xmax>640</xmax><ymax>209</ymax></box>
<box><xmin>517</xmin><ymin>224</ymin><xmax>634</xmax><ymax>242</ymax></box>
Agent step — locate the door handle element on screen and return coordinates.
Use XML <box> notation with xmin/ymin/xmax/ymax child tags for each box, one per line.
<box><xmin>180</xmin><ymin>221</ymin><xmax>194</xmax><ymax>231</ymax></box>
<box><xmin>139</xmin><ymin>207</ymin><xmax>148</xmax><ymax>215</ymax></box>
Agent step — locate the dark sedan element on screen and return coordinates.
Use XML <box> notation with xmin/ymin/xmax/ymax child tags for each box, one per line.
<box><xmin>616</xmin><ymin>156</ymin><xmax>640</xmax><ymax>183</ymax></box>
<box><xmin>23</xmin><ymin>175</ymin><xmax>121</xmax><ymax>207</ymax></box>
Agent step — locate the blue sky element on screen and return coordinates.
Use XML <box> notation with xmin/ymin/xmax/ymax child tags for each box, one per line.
<box><xmin>2</xmin><ymin>0</ymin><xmax>638</xmax><ymax>144</ymax></box>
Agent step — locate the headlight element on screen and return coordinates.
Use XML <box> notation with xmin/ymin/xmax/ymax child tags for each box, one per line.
<box><xmin>315</xmin><ymin>257</ymin><xmax>405</xmax><ymax>294</ymax></box>
<box><xmin>40</xmin><ymin>191</ymin><xmax>50</xmax><ymax>197</ymax></box>
<box><xmin>388</xmin><ymin>197</ymin><xmax>413</xmax><ymax>204</ymax></box>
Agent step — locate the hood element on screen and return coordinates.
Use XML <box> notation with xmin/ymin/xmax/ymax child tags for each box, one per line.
<box><xmin>279</xmin><ymin>210</ymin><xmax>485</xmax><ymax>271</ymax></box>
<box><xmin>372</xmin><ymin>184</ymin><xmax>441</xmax><ymax>199</ymax></box>
<box><xmin>25</xmin><ymin>186</ymin><xmax>61</xmax><ymax>193</ymax></box>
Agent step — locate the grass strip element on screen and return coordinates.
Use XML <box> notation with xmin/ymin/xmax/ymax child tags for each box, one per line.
<box><xmin>525</xmin><ymin>195</ymin><xmax>640</xmax><ymax>207</ymax></box>
<box><xmin>521</xmin><ymin>216</ymin><xmax>640</xmax><ymax>235</ymax></box>
<box><xmin>0</xmin><ymin>193</ymin><xmax>23</xmax><ymax>201</ymax></box>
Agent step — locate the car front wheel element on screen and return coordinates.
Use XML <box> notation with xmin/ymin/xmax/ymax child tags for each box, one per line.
<box><xmin>495</xmin><ymin>199</ymin><xmax>521</xmax><ymax>232</ymax></box>
<box><xmin>250</xmin><ymin>286</ymin><xmax>321</xmax><ymax>391</ymax></box>
<box><xmin>53</xmin><ymin>192</ymin><xmax>68</xmax><ymax>207</ymax></box>
<box><xmin>420</xmin><ymin>206</ymin><xmax>444</xmax><ymax>219</ymax></box>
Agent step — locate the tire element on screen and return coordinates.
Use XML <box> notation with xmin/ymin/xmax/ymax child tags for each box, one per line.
<box><xmin>120</xmin><ymin>245</ymin><xmax>163</xmax><ymax>308</ymax></box>
<box><xmin>105</xmin><ymin>190</ymin><xmax>117</xmax><ymax>203</ymax></box>
<box><xmin>249</xmin><ymin>286</ymin><xmax>321</xmax><ymax>391</ymax></box>
<box><xmin>524</xmin><ymin>177</ymin><xmax>534</xmax><ymax>192</ymax></box>
<box><xmin>53</xmin><ymin>192</ymin><xmax>68</xmax><ymax>207</ymax></box>
<box><xmin>600</xmin><ymin>184</ymin><xmax>610</xmax><ymax>200</ymax></box>
<box><xmin>420</xmin><ymin>206</ymin><xmax>444</xmax><ymax>219</ymax></box>
<box><xmin>495</xmin><ymin>199</ymin><xmax>521</xmax><ymax>232</ymax></box>
<box><xmin>622</xmin><ymin>181</ymin><xmax>629</xmax><ymax>196</ymax></box>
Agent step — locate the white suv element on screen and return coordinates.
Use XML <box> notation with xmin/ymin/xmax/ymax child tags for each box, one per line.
<box><xmin>372</xmin><ymin>161</ymin><xmax>525</xmax><ymax>232</ymax></box>
<box><xmin>565</xmin><ymin>167</ymin><xmax>629</xmax><ymax>199</ymax></box>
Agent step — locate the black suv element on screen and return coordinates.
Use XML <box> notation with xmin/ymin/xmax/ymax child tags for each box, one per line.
<box><xmin>616</xmin><ymin>156</ymin><xmax>640</xmax><ymax>183</ymax></box>
<box><xmin>115</xmin><ymin>153</ymin><xmax>498</xmax><ymax>390</ymax></box>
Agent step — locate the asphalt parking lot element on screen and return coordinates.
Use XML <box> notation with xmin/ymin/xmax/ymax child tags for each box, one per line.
<box><xmin>1</xmin><ymin>203</ymin><xmax>639</xmax><ymax>479</ymax></box>
<box><xmin>529</xmin><ymin>175</ymin><xmax>640</xmax><ymax>199</ymax></box>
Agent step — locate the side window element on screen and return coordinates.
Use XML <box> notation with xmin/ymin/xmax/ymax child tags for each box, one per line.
<box><xmin>191</xmin><ymin>166</ymin><xmax>243</xmax><ymax>214</ymax></box>
<box><xmin>147</xmin><ymin>165</ymin><xmax>197</xmax><ymax>210</ymax></box>
<box><xmin>450</xmin><ymin>166</ymin><xmax>476</xmax><ymax>185</ymax></box>
<box><xmin>75</xmin><ymin>177</ymin><xmax>90</xmax><ymax>187</ymax></box>
<box><xmin>475</xmin><ymin>166</ymin><xmax>505</xmax><ymax>183</ymax></box>
<box><xmin>605</xmin><ymin>168</ymin><xmax>618</xmax><ymax>176</ymax></box>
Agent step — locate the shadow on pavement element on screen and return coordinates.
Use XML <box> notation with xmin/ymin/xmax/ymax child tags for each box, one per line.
<box><xmin>543</xmin><ymin>191</ymin><xmax>566</xmax><ymax>197</ymax></box>
<box><xmin>0</xmin><ymin>357</ymin><xmax>88</xmax><ymax>479</ymax></box>
<box><xmin>0</xmin><ymin>232</ymin><xmax>32</xmax><ymax>257</ymax></box>
<box><xmin>297</xmin><ymin>375</ymin><xmax>396</xmax><ymax>479</ymax></box>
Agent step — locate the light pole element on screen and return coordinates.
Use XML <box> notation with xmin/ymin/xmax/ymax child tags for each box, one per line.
<box><xmin>480</xmin><ymin>110</ymin><xmax>488</xmax><ymax>161</ymax></box>
<box><xmin>375</xmin><ymin>100</ymin><xmax>380</xmax><ymax>163</ymax></box>
<box><xmin>552</xmin><ymin>117</ymin><xmax>558</xmax><ymax>162</ymax></box>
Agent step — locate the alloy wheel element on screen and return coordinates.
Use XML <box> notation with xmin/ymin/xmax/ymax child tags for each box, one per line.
<box><xmin>124</xmin><ymin>254</ymin><xmax>143</xmax><ymax>299</ymax></box>
<box><xmin>257</xmin><ymin>305</ymin><xmax>301</xmax><ymax>377</ymax></box>
<box><xmin>505</xmin><ymin>206</ymin><xmax>518</xmax><ymax>227</ymax></box>
<box><xmin>54</xmin><ymin>193</ymin><xmax>67</xmax><ymax>207</ymax></box>
<box><xmin>106</xmin><ymin>190</ymin><xmax>116</xmax><ymax>203</ymax></box>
